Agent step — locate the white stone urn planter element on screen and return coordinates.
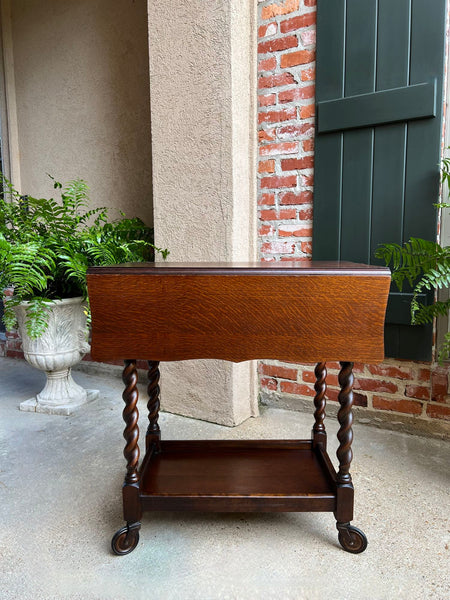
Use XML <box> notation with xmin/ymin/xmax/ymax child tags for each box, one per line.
<box><xmin>14</xmin><ymin>297</ymin><xmax>99</xmax><ymax>415</ymax></box>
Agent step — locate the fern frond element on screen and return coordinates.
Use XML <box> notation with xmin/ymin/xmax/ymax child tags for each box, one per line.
<box><xmin>4</xmin><ymin>242</ymin><xmax>56</xmax><ymax>297</ymax></box>
<box><xmin>59</xmin><ymin>252</ymin><xmax>89</xmax><ymax>294</ymax></box>
<box><xmin>413</xmin><ymin>259</ymin><xmax>450</xmax><ymax>294</ymax></box>
<box><xmin>438</xmin><ymin>332</ymin><xmax>450</xmax><ymax>363</ymax></box>
<box><xmin>375</xmin><ymin>238</ymin><xmax>447</xmax><ymax>291</ymax></box>
<box><xmin>85</xmin><ymin>242</ymin><xmax>118</xmax><ymax>265</ymax></box>
<box><xmin>76</xmin><ymin>206</ymin><xmax>108</xmax><ymax>225</ymax></box>
<box><xmin>3</xmin><ymin>295</ymin><xmax>53</xmax><ymax>338</ymax></box>
<box><xmin>412</xmin><ymin>298</ymin><xmax>450</xmax><ymax>325</ymax></box>
<box><xmin>22</xmin><ymin>298</ymin><xmax>53</xmax><ymax>339</ymax></box>
<box><xmin>3</xmin><ymin>297</ymin><xmax>20</xmax><ymax>331</ymax></box>
<box><xmin>61</xmin><ymin>179</ymin><xmax>90</xmax><ymax>211</ymax></box>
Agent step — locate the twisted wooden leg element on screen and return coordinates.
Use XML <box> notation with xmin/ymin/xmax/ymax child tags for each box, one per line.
<box><xmin>146</xmin><ymin>360</ymin><xmax>161</xmax><ymax>452</ymax></box>
<box><xmin>335</xmin><ymin>361</ymin><xmax>367</xmax><ymax>553</ymax></box>
<box><xmin>336</xmin><ymin>361</ymin><xmax>353</xmax><ymax>486</ymax></box>
<box><xmin>312</xmin><ymin>362</ymin><xmax>327</xmax><ymax>449</ymax></box>
<box><xmin>122</xmin><ymin>359</ymin><xmax>140</xmax><ymax>485</ymax></box>
<box><xmin>112</xmin><ymin>359</ymin><xmax>141</xmax><ymax>556</ymax></box>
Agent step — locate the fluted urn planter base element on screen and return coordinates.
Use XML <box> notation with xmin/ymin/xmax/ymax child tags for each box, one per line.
<box><xmin>20</xmin><ymin>388</ymin><xmax>99</xmax><ymax>416</ymax></box>
<box><xmin>14</xmin><ymin>297</ymin><xmax>99</xmax><ymax>415</ymax></box>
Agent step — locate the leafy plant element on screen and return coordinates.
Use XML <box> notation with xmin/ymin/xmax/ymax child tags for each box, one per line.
<box><xmin>375</xmin><ymin>153</ymin><xmax>450</xmax><ymax>362</ymax></box>
<box><xmin>0</xmin><ymin>175</ymin><xmax>169</xmax><ymax>338</ymax></box>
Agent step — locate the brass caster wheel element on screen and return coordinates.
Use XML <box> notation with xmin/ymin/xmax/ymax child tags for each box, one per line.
<box><xmin>337</xmin><ymin>523</ymin><xmax>368</xmax><ymax>554</ymax></box>
<box><xmin>111</xmin><ymin>523</ymin><xmax>140</xmax><ymax>556</ymax></box>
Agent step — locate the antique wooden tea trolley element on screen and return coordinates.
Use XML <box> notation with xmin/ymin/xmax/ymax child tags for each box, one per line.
<box><xmin>86</xmin><ymin>261</ymin><xmax>390</xmax><ymax>555</ymax></box>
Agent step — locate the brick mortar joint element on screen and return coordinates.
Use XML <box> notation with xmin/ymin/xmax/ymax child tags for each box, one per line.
<box><xmin>258</xmin><ymin>4</ymin><xmax>316</xmax><ymax>22</ymax></box>
<box><xmin>258</xmin><ymin>370</ymin><xmax>445</xmax><ymax>405</ymax></box>
<box><xmin>258</xmin><ymin>359</ymin><xmax>448</xmax><ymax>389</ymax></box>
<box><xmin>260</xmin><ymin>386</ymin><xmax>437</xmax><ymax>419</ymax></box>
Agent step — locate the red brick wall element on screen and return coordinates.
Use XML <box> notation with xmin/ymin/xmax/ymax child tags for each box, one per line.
<box><xmin>257</xmin><ymin>0</ymin><xmax>450</xmax><ymax>428</ymax></box>
<box><xmin>258</xmin><ymin>0</ymin><xmax>315</xmax><ymax>261</ymax></box>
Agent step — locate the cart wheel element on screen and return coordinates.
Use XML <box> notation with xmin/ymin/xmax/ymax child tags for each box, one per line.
<box><xmin>337</xmin><ymin>524</ymin><xmax>368</xmax><ymax>554</ymax></box>
<box><xmin>111</xmin><ymin>524</ymin><xmax>140</xmax><ymax>556</ymax></box>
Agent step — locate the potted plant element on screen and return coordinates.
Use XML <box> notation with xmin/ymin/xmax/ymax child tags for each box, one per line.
<box><xmin>0</xmin><ymin>175</ymin><xmax>168</xmax><ymax>414</ymax></box>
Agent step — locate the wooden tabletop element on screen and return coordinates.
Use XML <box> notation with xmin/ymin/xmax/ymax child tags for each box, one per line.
<box><xmin>87</xmin><ymin>260</ymin><xmax>390</xmax><ymax>276</ymax></box>
<box><xmin>87</xmin><ymin>261</ymin><xmax>391</xmax><ymax>364</ymax></box>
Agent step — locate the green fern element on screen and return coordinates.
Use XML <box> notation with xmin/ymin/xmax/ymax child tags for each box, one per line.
<box><xmin>376</xmin><ymin>149</ymin><xmax>450</xmax><ymax>362</ymax></box>
<box><xmin>375</xmin><ymin>238</ymin><xmax>448</xmax><ymax>291</ymax></box>
<box><xmin>0</xmin><ymin>173</ymin><xmax>169</xmax><ymax>338</ymax></box>
<box><xmin>438</xmin><ymin>332</ymin><xmax>450</xmax><ymax>363</ymax></box>
<box><xmin>0</xmin><ymin>237</ymin><xmax>56</xmax><ymax>296</ymax></box>
<box><xmin>23</xmin><ymin>298</ymin><xmax>54</xmax><ymax>339</ymax></box>
<box><xmin>410</xmin><ymin>298</ymin><xmax>450</xmax><ymax>325</ymax></box>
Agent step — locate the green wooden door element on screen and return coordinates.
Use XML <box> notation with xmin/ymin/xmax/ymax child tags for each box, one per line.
<box><xmin>313</xmin><ymin>0</ymin><xmax>447</xmax><ymax>360</ymax></box>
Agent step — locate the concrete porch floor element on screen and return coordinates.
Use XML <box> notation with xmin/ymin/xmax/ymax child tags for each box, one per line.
<box><xmin>0</xmin><ymin>357</ymin><xmax>449</xmax><ymax>600</ymax></box>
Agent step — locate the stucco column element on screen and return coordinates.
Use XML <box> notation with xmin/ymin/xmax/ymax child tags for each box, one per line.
<box><xmin>147</xmin><ymin>0</ymin><xmax>257</xmax><ymax>426</ymax></box>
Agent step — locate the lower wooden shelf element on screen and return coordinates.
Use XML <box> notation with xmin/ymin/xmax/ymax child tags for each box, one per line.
<box><xmin>139</xmin><ymin>439</ymin><xmax>337</xmax><ymax>513</ymax></box>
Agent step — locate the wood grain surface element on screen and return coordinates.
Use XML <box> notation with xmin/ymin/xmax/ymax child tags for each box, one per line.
<box><xmin>139</xmin><ymin>440</ymin><xmax>336</xmax><ymax>513</ymax></box>
<box><xmin>87</xmin><ymin>261</ymin><xmax>390</xmax><ymax>364</ymax></box>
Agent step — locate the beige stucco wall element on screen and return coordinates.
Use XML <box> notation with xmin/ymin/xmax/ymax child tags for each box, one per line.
<box><xmin>149</xmin><ymin>0</ymin><xmax>256</xmax><ymax>262</ymax></box>
<box><xmin>148</xmin><ymin>0</ymin><xmax>258</xmax><ymax>425</ymax></box>
<box><xmin>3</xmin><ymin>0</ymin><xmax>153</xmax><ymax>223</ymax></box>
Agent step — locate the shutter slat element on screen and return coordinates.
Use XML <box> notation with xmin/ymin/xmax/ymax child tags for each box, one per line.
<box><xmin>313</xmin><ymin>0</ymin><xmax>346</xmax><ymax>260</ymax></box>
<box><xmin>376</xmin><ymin>0</ymin><xmax>411</xmax><ymax>91</ymax></box>
<box><xmin>371</xmin><ymin>125</ymin><xmax>407</xmax><ymax>261</ymax></box>
<box><xmin>341</xmin><ymin>129</ymin><xmax>374</xmax><ymax>263</ymax></box>
<box><xmin>317</xmin><ymin>82</ymin><xmax>436</xmax><ymax>134</ymax></box>
<box><xmin>371</xmin><ymin>0</ymin><xmax>410</xmax><ymax>262</ymax></box>
<box><xmin>339</xmin><ymin>0</ymin><xmax>377</xmax><ymax>264</ymax></box>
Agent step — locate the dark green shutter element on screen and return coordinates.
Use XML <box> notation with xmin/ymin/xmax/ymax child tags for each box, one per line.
<box><xmin>313</xmin><ymin>0</ymin><xmax>447</xmax><ymax>360</ymax></box>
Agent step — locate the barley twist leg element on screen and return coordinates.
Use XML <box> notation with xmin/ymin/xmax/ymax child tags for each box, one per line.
<box><xmin>312</xmin><ymin>361</ymin><xmax>327</xmax><ymax>449</ymax></box>
<box><xmin>146</xmin><ymin>360</ymin><xmax>161</xmax><ymax>452</ymax></box>
<box><xmin>336</xmin><ymin>361</ymin><xmax>353</xmax><ymax>485</ymax></box>
<box><xmin>122</xmin><ymin>359</ymin><xmax>140</xmax><ymax>485</ymax></box>
<box><xmin>111</xmin><ymin>359</ymin><xmax>141</xmax><ymax>555</ymax></box>
<box><xmin>335</xmin><ymin>361</ymin><xmax>367</xmax><ymax>553</ymax></box>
